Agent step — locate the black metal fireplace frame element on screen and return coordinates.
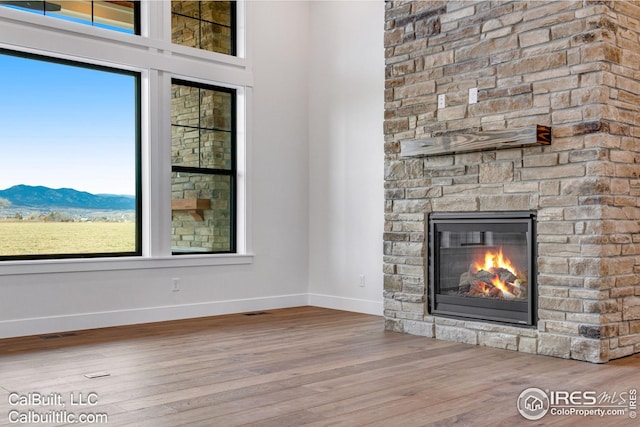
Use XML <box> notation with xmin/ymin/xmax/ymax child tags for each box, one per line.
<box><xmin>428</xmin><ymin>211</ymin><xmax>537</xmax><ymax>326</ymax></box>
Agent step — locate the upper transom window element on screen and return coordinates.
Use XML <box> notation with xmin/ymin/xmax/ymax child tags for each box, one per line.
<box><xmin>0</xmin><ymin>1</ymin><xmax>140</xmax><ymax>34</ymax></box>
<box><xmin>171</xmin><ymin>0</ymin><xmax>235</xmax><ymax>56</ymax></box>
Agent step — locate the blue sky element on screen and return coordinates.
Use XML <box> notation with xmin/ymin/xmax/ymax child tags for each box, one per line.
<box><xmin>0</xmin><ymin>52</ymin><xmax>137</xmax><ymax>196</ymax></box>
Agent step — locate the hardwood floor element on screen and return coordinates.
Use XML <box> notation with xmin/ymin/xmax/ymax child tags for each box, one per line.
<box><xmin>1</xmin><ymin>306</ymin><xmax>639</xmax><ymax>426</ymax></box>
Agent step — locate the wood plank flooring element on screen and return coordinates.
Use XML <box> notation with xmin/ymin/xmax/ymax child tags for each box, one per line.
<box><xmin>0</xmin><ymin>306</ymin><xmax>639</xmax><ymax>426</ymax></box>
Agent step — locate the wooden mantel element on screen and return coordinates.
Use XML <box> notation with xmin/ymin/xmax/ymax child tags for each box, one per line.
<box><xmin>400</xmin><ymin>125</ymin><xmax>551</xmax><ymax>158</ymax></box>
<box><xmin>172</xmin><ymin>198</ymin><xmax>210</xmax><ymax>221</ymax></box>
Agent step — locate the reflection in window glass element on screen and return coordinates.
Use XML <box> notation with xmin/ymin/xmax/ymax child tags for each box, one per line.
<box><xmin>0</xmin><ymin>50</ymin><xmax>141</xmax><ymax>259</ymax></box>
<box><xmin>171</xmin><ymin>80</ymin><xmax>235</xmax><ymax>254</ymax></box>
<box><xmin>171</xmin><ymin>172</ymin><xmax>232</xmax><ymax>253</ymax></box>
<box><xmin>0</xmin><ymin>1</ymin><xmax>139</xmax><ymax>34</ymax></box>
<box><xmin>171</xmin><ymin>0</ymin><xmax>235</xmax><ymax>55</ymax></box>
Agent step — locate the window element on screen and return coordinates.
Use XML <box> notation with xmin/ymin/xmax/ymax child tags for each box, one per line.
<box><xmin>171</xmin><ymin>0</ymin><xmax>235</xmax><ymax>55</ymax></box>
<box><xmin>0</xmin><ymin>0</ymin><xmax>247</xmax><ymax>267</ymax></box>
<box><xmin>0</xmin><ymin>1</ymin><xmax>140</xmax><ymax>34</ymax></box>
<box><xmin>0</xmin><ymin>50</ymin><xmax>141</xmax><ymax>259</ymax></box>
<box><xmin>171</xmin><ymin>80</ymin><xmax>236</xmax><ymax>254</ymax></box>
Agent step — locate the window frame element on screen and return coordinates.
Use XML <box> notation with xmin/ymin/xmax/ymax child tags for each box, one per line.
<box><xmin>0</xmin><ymin>47</ymin><xmax>143</xmax><ymax>261</ymax></box>
<box><xmin>0</xmin><ymin>0</ymin><xmax>252</xmax><ymax>274</ymax></box>
<box><xmin>171</xmin><ymin>78</ymin><xmax>237</xmax><ymax>255</ymax></box>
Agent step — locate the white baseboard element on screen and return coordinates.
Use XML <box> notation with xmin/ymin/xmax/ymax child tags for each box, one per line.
<box><xmin>307</xmin><ymin>293</ymin><xmax>383</xmax><ymax>316</ymax></box>
<box><xmin>0</xmin><ymin>294</ymin><xmax>308</xmax><ymax>339</ymax></box>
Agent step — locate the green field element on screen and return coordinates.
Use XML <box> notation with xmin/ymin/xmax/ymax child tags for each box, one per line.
<box><xmin>0</xmin><ymin>221</ymin><xmax>136</xmax><ymax>256</ymax></box>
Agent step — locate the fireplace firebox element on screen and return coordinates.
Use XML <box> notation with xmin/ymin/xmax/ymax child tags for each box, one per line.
<box><xmin>428</xmin><ymin>212</ymin><xmax>536</xmax><ymax>326</ymax></box>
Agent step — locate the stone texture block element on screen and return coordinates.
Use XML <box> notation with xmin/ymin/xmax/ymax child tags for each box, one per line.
<box><xmin>384</xmin><ymin>318</ymin><xmax>404</xmax><ymax>333</ymax></box>
<box><xmin>519</xmin><ymin>336</ymin><xmax>537</xmax><ymax>354</ymax></box>
<box><xmin>478</xmin><ymin>194</ymin><xmax>530</xmax><ymax>211</ymax></box>
<box><xmin>537</xmin><ymin>274</ymin><xmax>584</xmax><ymax>288</ymax></box>
<box><xmin>392</xmin><ymin>199</ymin><xmax>429</xmax><ymax>214</ymax></box>
<box><xmin>396</xmin><ymin>264</ymin><xmax>424</xmax><ymax>276</ymax></box>
<box><xmin>385</xmin><ymin>161</ymin><xmax>407</xmax><ymax>180</ymax></box>
<box><xmin>435</xmin><ymin>325</ymin><xmax>478</xmax><ymax>345</ymax></box>
<box><xmin>503</xmin><ymin>181</ymin><xmax>539</xmax><ymax>193</ymax></box>
<box><xmin>478</xmin><ymin>332</ymin><xmax>518</xmax><ymax>350</ymax></box>
<box><xmin>571</xmin><ymin>338</ymin><xmax>608</xmax><ymax>363</ymax></box>
<box><xmin>538</xmin><ymin>286</ymin><xmax>569</xmax><ymax>297</ymax></box>
<box><xmin>384</xmin><ymin>118</ymin><xmax>410</xmax><ymax>134</ymax></box>
<box><xmin>443</xmin><ymin>184</ymin><xmax>500</xmax><ymax>196</ymax></box>
<box><xmin>538</xmin><ymin>243</ymin><xmax>581</xmax><ymax>257</ymax></box>
<box><xmin>618</xmin><ymin>333</ymin><xmax>640</xmax><ymax>348</ymax></box>
<box><xmin>479</xmin><ymin>162</ymin><xmax>514</xmax><ymax>183</ymax></box>
<box><xmin>544</xmin><ymin>320</ymin><xmax>579</xmax><ymax>335</ymax></box>
<box><xmin>521</xmin><ymin>164</ymin><xmax>586</xmax><ymax>181</ymax></box>
<box><xmin>540</xmin><ymin>181</ymin><xmax>560</xmax><ymax>196</ymax></box>
<box><xmin>431</xmin><ymin>197</ymin><xmax>479</xmax><ymax>211</ymax></box>
<box><xmin>569</xmin><ymin>258</ymin><xmax>608</xmax><ymax>276</ymax></box>
<box><xmin>537</xmin><ymin>257</ymin><xmax>569</xmax><ymax>274</ymax></box>
<box><xmin>385</xmin><ymin>28</ymin><xmax>404</xmax><ymax>47</ymax></box>
<box><xmin>384</xmin><ymin>298</ymin><xmax>402</xmax><ymax>311</ymax></box>
<box><xmin>538</xmin><ymin>333</ymin><xmax>571</xmax><ymax>358</ymax></box>
<box><xmin>523</xmin><ymin>153</ymin><xmax>559</xmax><ymax>168</ymax></box>
<box><xmin>537</xmin><ymin>221</ymin><xmax>574</xmax><ymax>236</ymax></box>
<box><xmin>406</xmin><ymin>187</ymin><xmax>442</xmax><ymax>199</ymax></box>
<box><xmin>392</xmin><ymin>242</ymin><xmax>423</xmax><ymax>257</ymax></box>
<box><xmin>562</xmin><ymin>178</ymin><xmax>611</xmax><ymax>199</ymax></box>
<box><xmin>424</xmin><ymin>165</ymin><xmax>466</xmax><ymax>177</ymax></box>
<box><xmin>384</xmin><ymin>275</ymin><xmax>402</xmax><ymax>291</ymax></box>
<box><xmin>403</xmin><ymin>320</ymin><xmax>435</xmax><ymax>338</ymax></box>
<box><xmin>401</xmin><ymin>301</ymin><xmax>425</xmax><ymax>315</ymax></box>
<box><xmin>538</xmin><ymin>296</ymin><xmax>583</xmax><ymax>313</ymax></box>
<box><xmin>623</xmin><ymin>297</ymin><xmax>640</xmax><ymax>320</ymax></box>
<box><xmin>393</xmin><ymin>292</ymin><xmax>424</xmax><ymax>303</ymax></box>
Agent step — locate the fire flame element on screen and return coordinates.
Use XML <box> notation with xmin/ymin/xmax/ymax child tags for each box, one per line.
<box><xmin>474</xmin><ymin>247</ymin><xmax>517</xmax><ymax>299</ymax></box>
<box><xmin>491</xmin><ymin>275</ymin><xmax>514</xmax><ymax>298</ymax></box>
<box><xmin>474</xmin><ymin>247</ymin><xmax>517</xmax><ymax>275</ymax></box>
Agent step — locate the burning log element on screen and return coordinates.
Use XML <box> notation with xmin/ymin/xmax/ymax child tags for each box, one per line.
<box><xmin>458</xmin><ymin>247</ymin><xmax>528</xmax><ymax>300</ymax></box>
<box><xmin>460</xmin><ymin>268</ymin><xmax>527</xmax><ymax>300</ymax></box>
<box><xmin>458</xmin><ymin>272</ymin><xmax>473</xmax><ymax>293</ymax></box>
<box><xmin>493</xmin><ymin>267</ymin><xmax>517</xmax><ymax>284</ymax></box>
<box><xmin>475</xmin><ymin>270</ymin><xmax>494</xmax><ymax>284</ymax></box>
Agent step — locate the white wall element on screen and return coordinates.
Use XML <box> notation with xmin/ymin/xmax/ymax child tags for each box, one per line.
<box><xmin>0</xmin><ymin>0</ymin><xmax>384</xmax><ymax>338</ymax></box>
<box><xmin>307</xmin><ymin>1</ymin><xmax>385</xmax><ymax>315</ymax></box>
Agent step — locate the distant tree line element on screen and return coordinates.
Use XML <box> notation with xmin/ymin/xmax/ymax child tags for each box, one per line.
<box><xmin>43</xmin><ymin>212</ymin><xmax>74</xmax><ymax>222</ymax></box>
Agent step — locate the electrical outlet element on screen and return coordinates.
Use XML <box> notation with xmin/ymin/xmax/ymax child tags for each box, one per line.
<box><xmin>469</xmin><ymin>87</ymin><xmax>478</xmax><ymax>104</ymax></box>
<box><xmin>359</xmin><ymin>275</ymin><xmax>365</xmax><ymax>287</ymax></box>
<box><xmin>437</xmin><ymin>94</ymin><xmax>446</xmax><ymax>109</ymax></box>
<box><xmin>172</xmin><ymin>278</ymin><xmax>180</xmax><ymax>292</ymax></box>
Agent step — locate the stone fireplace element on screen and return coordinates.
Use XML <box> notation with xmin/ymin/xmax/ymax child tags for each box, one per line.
<box><xmin>383</xmin><ymin>1</ymin><xmax>640</xmax><ymax>363</ymax></box>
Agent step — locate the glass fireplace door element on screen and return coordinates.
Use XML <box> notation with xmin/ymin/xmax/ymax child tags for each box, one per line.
<box><xmin>428</xmin><ymin>212</ymin><xmax>536</xmax><ymax>326</ymax></box>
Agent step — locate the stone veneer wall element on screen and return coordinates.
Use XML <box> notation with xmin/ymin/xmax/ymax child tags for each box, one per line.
<box><xmin>383</xmin><ymin>0</ymin><xmax>640</xmax><ymax>363</ymax></box>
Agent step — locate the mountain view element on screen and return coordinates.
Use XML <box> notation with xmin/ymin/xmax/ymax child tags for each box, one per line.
<box><xmin>0</xmin><ymin>185</ymin><xmax>135</xmax><ymax>210</ymax></box>
<box><xmin>0</xmin><ymin>185</ymin><xmax>135</xmax><ymax>222</ymax></box>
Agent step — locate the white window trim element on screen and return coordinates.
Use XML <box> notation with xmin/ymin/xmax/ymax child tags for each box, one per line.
<box><xmin>0</xmin><ymin>1</ymin><xmax>253</xmax><ymax>275</ymax></box>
